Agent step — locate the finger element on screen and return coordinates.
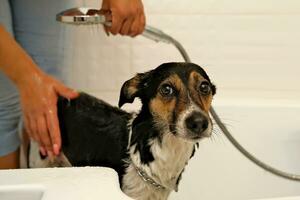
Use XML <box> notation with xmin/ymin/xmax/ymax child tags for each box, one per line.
<box><xmin>100</xmin><ymin>9</ymin><xmax>111</xmax><ymax>36</ymax></box>
<box><xmin>110</xmin><ymin>14</ymin><xmax>123</xmax><ymax>35</ymax></box>
<box><xmin>103</xmin><ymin>25</ymin><xmax>110</xmax><ymax>36</ymax></box>
<box><xmin>28</xmin><ymin>116</ymin><xmax>39</xmax><ymax>142</ymax></box>
<box><xmin>120</xmin><ymin>18</ymin><xmax>134</xmax><ymax>36</ymax></box>
<box><xmin>54</xmin><ymin>81</ymin><xmax>78</xmax><ymax>99</ymax></box>
<box><xmin>37</xmin><ymin>116</ymin><xmax>48</xmax><ymax>156</ymax></box>
<box><xmin>46</xmin><ymin>105</ymin><xmax>61</xmax><ymax>156</ymax></box>
<box><xmin>99</xmin><ymin>9</ymin><xmax>112</xmax><ymax>22</ymax></box>
<box><xmin>30</xmin><ymin>111</ymin><xmax>52</xmax><ymax>152</ymax></box>
<box><xmin>129</xmin><ymin>15</ymin><xmax>141</xmax><ymax>37</ymax></box>
<box><xmin>26</xmin><ymin>116</ymin><xmax>47</xmax><ymax>155</ymax></box>
<box><xmin>37</xmin><ymin>114</ymin><xmax>53</xmax><ymax>154</ymax></box>
<box><xmin>39</xmin><ymin>146</ymin><xmax>47</xmax><ymax>157</ymax></box>
<box><xmin>137</xmin><ymin>13</ymin><xmax>146</xmax><ymax>35</ymax></box>
<box><xmin>23</xmin><ymin>115</ymin><xmax>33</xmax><ymax>139</ymax></box>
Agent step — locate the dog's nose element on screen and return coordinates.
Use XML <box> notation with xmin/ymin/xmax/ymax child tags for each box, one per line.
<box><xmin>185</xmin><ymin>112</ymin><xmax>208</xmax><ymax>134</ymax></box>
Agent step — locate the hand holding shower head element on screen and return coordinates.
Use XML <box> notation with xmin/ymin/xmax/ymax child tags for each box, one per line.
<box><xmin>56</xmin><ymin>7</ymin><xmax>110</xmax><ymax>26</ymax></box>
<box><xmin>56</xmin><ymin>7</ymin><xmax>191</xmax><ymax>62</ymax></box>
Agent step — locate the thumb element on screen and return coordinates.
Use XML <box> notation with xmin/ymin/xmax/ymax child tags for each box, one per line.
<box><xmin>54</xmin><ymin>82</ymin><xmax>79</xmax><ymax>99</ymax></box>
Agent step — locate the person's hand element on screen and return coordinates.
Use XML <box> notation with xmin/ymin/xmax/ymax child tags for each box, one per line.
<box><xmin>101</xmin><ymin>0</ymin><xmax>146</xmax><ymax>36</ymax></box>
<box><xmin>18</xmin><ymin>71</ymin><xmax>78</xmax><ymax>158</ymax></box>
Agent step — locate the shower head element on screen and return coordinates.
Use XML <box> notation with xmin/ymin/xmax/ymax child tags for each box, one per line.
<box><xmin>56</xmin><ymin>7</ymin><xmax>191</xmax><ymax>62</ymax></box>
<box><xmin>56</xmin><ymin>7</ymin><xmax>111</xmax><ymax>26</ymax></box>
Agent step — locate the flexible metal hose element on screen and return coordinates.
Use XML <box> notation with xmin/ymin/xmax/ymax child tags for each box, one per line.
<box><xmin>142</xmin><ymin>26</ymin><xmax>191</xmax><ymax>63</ymax></box>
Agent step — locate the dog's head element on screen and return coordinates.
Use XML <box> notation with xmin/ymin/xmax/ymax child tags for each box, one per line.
<box><xmin>119</xmin><ymin>62</ymin><xmax>216</xmax><ymax>141</ymax></box>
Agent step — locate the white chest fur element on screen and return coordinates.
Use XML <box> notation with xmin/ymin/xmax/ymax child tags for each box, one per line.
<box><xmin>122</xmin><ymin>132</ymin><xmax>195</xmax><ymax>200</ymax></box>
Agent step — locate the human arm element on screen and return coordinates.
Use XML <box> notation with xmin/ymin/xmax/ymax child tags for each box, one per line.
<box><xmin>0</xmin><ymin>24</ymin><xmax>78</xmax><ymax>156</ymax></box>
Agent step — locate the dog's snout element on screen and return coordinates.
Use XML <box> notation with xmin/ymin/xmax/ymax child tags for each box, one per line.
<box><xmin>185</xmin><ymin>112</ymin><xmax>208</xmax><ymax>134</ymax></box>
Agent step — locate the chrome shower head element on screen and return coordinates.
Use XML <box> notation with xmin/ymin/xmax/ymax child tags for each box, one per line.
<box><xmin>56</xmin><ymin>7</ymin><xmax>111</xmax><ymax>26</ymax></box>
<box><xmin>56</xmin><ymin>7</ymin><xmax>191</xmax><ymax>61</ymax></box>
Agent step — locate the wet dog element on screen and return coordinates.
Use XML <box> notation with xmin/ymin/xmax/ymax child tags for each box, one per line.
<box><xmin>29</xmin><ymin>62</ymin><xmax>216</xmax><ymax>200</ymax></box>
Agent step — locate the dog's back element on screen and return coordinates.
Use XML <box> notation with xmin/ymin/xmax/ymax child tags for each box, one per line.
<box><xmin>30</xmin><ymin>93</ymin><xmax>132</xmax><ymax>177</ymax></box>
<box><xmin>58</xmin><ymin>93</ymin><xmax>132</xmax><ymax>172</ymax></box>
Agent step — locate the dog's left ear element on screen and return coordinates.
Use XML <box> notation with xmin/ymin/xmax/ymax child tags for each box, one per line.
<box><xmin>118</xmin><ymin>72</ymin><xmax>151</xmax><ymax>108</ymax></box>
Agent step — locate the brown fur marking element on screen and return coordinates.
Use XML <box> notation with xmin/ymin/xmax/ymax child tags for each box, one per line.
<box><xmin>188</xmin><ymin>71</ymin><xmax>213</xmax><ymax>113</ymax></box>
<box><xmin>126</xmin><ymin>75</ymin><xmax>140</xmax><ymax>98</ymax></box>
<box><xmin>149</xmin><ymin>74</ymin><xmax>185</xmax><ymax>123</ymax></box>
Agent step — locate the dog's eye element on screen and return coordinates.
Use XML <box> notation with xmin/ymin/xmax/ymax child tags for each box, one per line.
<box><xmin>199</xmin><ymin>81</ymin><xmax>211</xmax><ymax>95</ymax></box>
<box><xmin>160</xmin><ymin>84</ymin><xmax>174</xmax><ymax>97</ymax></box>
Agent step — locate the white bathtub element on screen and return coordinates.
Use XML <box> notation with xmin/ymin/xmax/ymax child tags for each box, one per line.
<box><xmin>0</xmin><ymin>167</ymin><xmax>133</xmax><ymax>200</ymax></box>
<box><xmin>167</xmin><ymin>101</ymin><xmax>300</xmax><ymax>200</ymax></box>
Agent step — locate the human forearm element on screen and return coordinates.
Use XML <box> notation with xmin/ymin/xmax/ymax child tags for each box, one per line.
<box><xmin>0</xmin><ymin>24</ymin><xmax>42</xmax><ymax>88</ymax></box>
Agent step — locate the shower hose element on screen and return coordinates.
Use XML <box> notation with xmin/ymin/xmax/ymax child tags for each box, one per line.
<box><xmin>142</xmin><ymin>26</ymin><xmax>300</xmax><ymax>181</ymax></box>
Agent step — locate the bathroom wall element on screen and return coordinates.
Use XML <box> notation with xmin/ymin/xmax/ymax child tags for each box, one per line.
<box><xmin>64</xmin><ymin>0</ymin><xmax>300</xmax><ymax>106</ymax></box>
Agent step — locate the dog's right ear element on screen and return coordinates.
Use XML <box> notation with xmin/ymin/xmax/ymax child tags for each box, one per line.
<box><xmin>118</xmin><ymin>72</ymin><xmax>151</xmax><ymax>108</ymax></box>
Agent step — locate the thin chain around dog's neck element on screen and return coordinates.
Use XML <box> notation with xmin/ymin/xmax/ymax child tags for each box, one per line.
<box><xmin>130</xmin><ymin>157</ymin><xmax>167</xmax><ymax>190</ymax></box>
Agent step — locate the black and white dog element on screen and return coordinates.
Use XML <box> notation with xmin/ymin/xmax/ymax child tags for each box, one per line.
<box><xmin>29</xmin><ymin>62</ymin><xmax>216</xmax><ymax>200</ymax></box>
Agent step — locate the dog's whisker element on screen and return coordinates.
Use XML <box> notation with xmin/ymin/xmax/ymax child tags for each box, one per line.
<box><xmin>211</xmin><ymin>134</ymin><xmax>217</xmax><ymax>143</ymax></box>
<box><xmin>212</xmin><ymin>128</ymin><xmax>222</xmax><ymax>135</ymax></box>
<box><xmin>216</xmin><ymin>117</ymin><xmax>239</xmax><ymax>124</ymax></box>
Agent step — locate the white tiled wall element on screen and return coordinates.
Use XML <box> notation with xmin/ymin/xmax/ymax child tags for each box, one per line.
<box><xmin>65</xmin><ymin>0</ymin><xmax>300</xmax><ymax>105</ymax></box>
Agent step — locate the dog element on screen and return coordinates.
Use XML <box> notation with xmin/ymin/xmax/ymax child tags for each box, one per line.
<box><xmin>29</xmin><ymin>62</ymin><xmax>216</xmax><ymax>200</ymax></box>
